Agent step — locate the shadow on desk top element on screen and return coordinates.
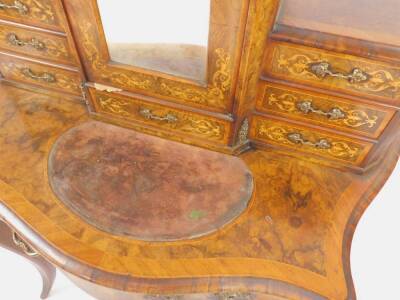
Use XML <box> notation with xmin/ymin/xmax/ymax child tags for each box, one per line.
<box><xmin>0</xmin><ymin>84</ymin><xmax>398</xmax><ymax>299</ymax></box>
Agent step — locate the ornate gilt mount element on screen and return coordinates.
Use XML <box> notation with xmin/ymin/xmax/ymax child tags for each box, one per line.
<box><xmin>297</xmin><ymin>101</ymin><xmax>346</xmax><ymax>120</ymax></box>
<box><xmin>97</xmin><ymin>95</ymin><xmax>225</xmax><ymax>141</ymax></box>
<box><xmin>139</xmin><ymin>108</ymin><xmax>178</xmax><ymax>123</ymax></box>
<box><xmin>237</xmin><ymin>118</ymin><xmax>249</xmax><ymax>145</ymax></box>
<box><xmin>20</xmin><ymin>67</ymin><xmax>56</xmax><ymax>83</ymax></box>
<box><xmin>7</xmin><ymin>33</ymin><xmax>45</xmax><ymax>50</ymax></box>
<box><xmin>287</xmin><ymin>133</ymin><xmax>332</xmax><ymax>150</ymax></box>
<box><xmin>274</xmin><ymin>45</ymin><xmax>400</xmax><ymax>99</ymax></box>
<box><xmin>0</xmin><ymin>0</ymin><xmax>28</xmax><ymax>15</ymax></box>
<box><xmin>12</xmin><ymin>231</ymin><xmax>38</xmax><ymax>257</ymax></box>
<box><xmin>257</xmin><ymin>122</ymin><xmax>363</xmax><ymax>161</ymax></box>
<box><xmin>309</xmin><ymin>62</ymin><xmax>370</xmax><ymax>84</ymax></box>
<box><xmin>267</xmin><ymin>92</ymin><xmax>378</xmax><ymax>129</ymax></box>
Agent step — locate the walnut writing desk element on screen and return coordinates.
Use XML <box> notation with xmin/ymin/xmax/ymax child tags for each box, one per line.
<box><xmin>0</xmin><ymin>1</ymin><xmax>399</xmax><ymax>299</ymax></box>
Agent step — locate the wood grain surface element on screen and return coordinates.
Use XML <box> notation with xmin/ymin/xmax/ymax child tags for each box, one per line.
<box><xmin>0</xmin><ymin>0</ymin><xmax>400</xmax><ymax>298</ymax></box>
<box><xmin>0</xmin><ymin>0</ymin><xmax>66</xmax><ymax>32</ymax></box>
<box><xmin>263</xmin><ymin>42</ymin><xmax>400</xmax><ymax>107</ymax></box>
<box><xmin>63</xmin><ymin>0</ymin><xmax>249</xmax><ymax>113</ymax></box>
<box><xmin>0</xmin><ymin>21</ymin><xmax>76</xmax><ymax>66</ymax></box>
<box><xmin>0</xmin><ymin>84</ymin><xmax>399</xmax><ymax>299</ymax></box>
<box><xmin>0</xmin><ymin>53</ymin><xmax>81</xmax><ymax>95</ymax></box>
<box><xmin>255</xmin><ymin>82</ymin><xmax>395</xmax><ymax>139</ymax></box>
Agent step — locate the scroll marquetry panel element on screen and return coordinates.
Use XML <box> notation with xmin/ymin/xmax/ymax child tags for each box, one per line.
<box><xmin>264</xmin><ymin>42</ymin><xmax>400</xmax><ymax>107</ymax></box>
<box><xmin>0</xmin><ymin>0</ymin><xmax>65</xmax><ymax>32</ymax></box>
<box><xmin>77</xmin><ymin>20</ymin><xmax>233</xmax><ymax>112</ymax></box>
<box><xmin>63</xmin><ymin>0</ymin><xmax>249</xmax><ymax>113</ymax></box>
<box><xmin>0</xmin><ymin>23</ymin><xmax>76</xmax><ymax>65</ymax></box>
<box><xmin>256</xmin><ymin>82</ymin><xmax>395</xmax><ymax>139</ymax></box>
<box><xmin>250</xmin><ymin>115</ymin><xmax>373</xmax><ymax>165</ymax></box>
<box><xmin>0</xmin><ymin>55</ymin><xmax>81</xmax><ymax>95</ymax></box>
<box><xmin>90</xmin><ymin>89</ymin><xmax>231</xmax><ymax>144</ymax></box>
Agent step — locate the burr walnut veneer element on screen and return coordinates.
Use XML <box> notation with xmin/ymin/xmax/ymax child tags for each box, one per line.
<box><xmin>0</xmin><ymin>0</ymin><xmax>399</xmax><ymax>299</ymax></box>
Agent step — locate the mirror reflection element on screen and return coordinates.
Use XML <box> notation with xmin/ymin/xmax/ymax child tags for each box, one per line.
<box><xmin>97</xmin><ymin>0</ymin><xmax>211</xmax><ymax>83</ymax></box>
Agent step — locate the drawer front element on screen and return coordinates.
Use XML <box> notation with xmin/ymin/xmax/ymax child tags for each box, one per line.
<box><xmin>91</xmin><ymin>89</ymin><xmax>230</xmax><ymax>144</ymax></box>
<box><xmin>0</xmin><ymin>23</ymin><xmax>76</xmax><ymax>65</ymax></box>
<box><xmin>0</xmin><ymin>55</ymin><xmax>81</xmax><ymax>95</ymax></box>
<box><xmin>265</xmin><ymin>42</ymin><xmax>400</xmax><ymax>106</ymax></box>
<box><xmin>256</xmin><ymin>82</ymin><xmax>395</xmax><ymax>139</ymax></box>
<box><xmin>0</xmin><ymin>0</ymin><xmax>64</xmax><ymax>31</ymax></box>
<box><xmin>250</xmin><ymin>116</ymin><xmax>372</xmax><ymax>165</ymax></box>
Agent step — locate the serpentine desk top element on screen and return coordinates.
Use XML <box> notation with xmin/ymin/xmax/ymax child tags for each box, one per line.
<box><xmin>0</xmin><ymin>84</ymin><xmax>399</xmax><ymax>299</ymax></box>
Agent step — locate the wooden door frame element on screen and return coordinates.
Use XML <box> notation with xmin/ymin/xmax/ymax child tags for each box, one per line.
<box><xmin>64</xmin><ymin>0</ymin><xmax>251</xmax><ymax>113</ymax></box>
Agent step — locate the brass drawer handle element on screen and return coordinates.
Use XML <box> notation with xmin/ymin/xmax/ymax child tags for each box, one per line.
<box><xmin>21</xmin><ymin>68</ymin><xmax>56</xmax><ymax>83</ymax></box>
<box><xmin>12</xmin><ymin>231</ymin><xmax>38</xmax><ymax>257</ymax></box>
<box><xmin>287</xmin><ymin>132</ymin><xmax>332</xmax><ymax>149</ymax></box>
<box><xmin>297</xmin><ymin>101</ymin><xmax>346</xmax><ymax>120</ymax></box>
<box><xmin>0</xmin><ymin>0</ymin><xmax>29</xmax><ymax>14</ymax></box>
<box><xmin>309</xmin><ymin>61</ymin><xmax>370</xmax><ymax>84</ymax></box>
<box><xmin>7</xmin><ymin>33</ymin><xmax>46</xmax><ymax>50</ymax></box>
<box><xmin>139</xmin><ymin>108</ymin><xmax>178</xmax><ymax>123</ymax></box>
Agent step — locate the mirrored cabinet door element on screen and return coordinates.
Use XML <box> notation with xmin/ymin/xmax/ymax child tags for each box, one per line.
<box><xmin>97</xmin><ymin>0</ymin><xmax>211</xmax><ymax>83</ymax></box>
<box><xmin>65</xmin><ymin>0</ymin><xmax>248</xmax><ymax>113</ymax></box>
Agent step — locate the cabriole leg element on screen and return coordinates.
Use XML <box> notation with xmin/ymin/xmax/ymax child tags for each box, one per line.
<box><xmin>0</xmin><ymin>220</ymin><xmax>56</xmax><ymax>299</ymax></box>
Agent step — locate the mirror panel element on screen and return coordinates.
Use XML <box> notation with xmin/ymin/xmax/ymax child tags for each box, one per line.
<box><xmin>97</xmin><ymin>0</ymin><xmax>211</xmax><ymax>83</ymax></box>
<box><xmin>277</xmin><ymin>0</ymin><xmax>400</xmax><ymax>46</ymax></box>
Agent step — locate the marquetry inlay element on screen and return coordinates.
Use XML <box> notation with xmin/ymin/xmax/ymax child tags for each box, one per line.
<box><xmin>80</xmin><ymin>22</ymin><xmax>232</xmax><ymax>109</ymax></box>
<box><xmin>96</xmin><ymin>94</ymin><xmax>226</xmax><ymax>141</ymax></box>
<box><xmin>270</xmin><ymin>44</ymin><xmax>400</xmax><ymax>102</ymax></box>
<box><xmin>251</xmin><ymin>117</ymin><xmax>372</xmax><ymax>164</ymax></box>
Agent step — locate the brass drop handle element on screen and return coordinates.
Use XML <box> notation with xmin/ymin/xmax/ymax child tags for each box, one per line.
<box><xmin>12</xmin><ymin>231</ymin><xmax>38</xmax><ymax>257</ymax></box>
<box><xmin>139</xmin><ymin>108</ymin><xmax>178</xmax><ymax>123</ymax></box>
<box><xmin>21</xmin><ymin>68</ymin><xmax>56</xmax><ymax>83</ymax></box>
<box><xmin>287</xmin><ymin>132</ymin><xmax>332</xmax><ymax>149</ymax></box>
<box><xmin>309</xmin><ymin>61</ymin><xmax>370</xmax><ymax>84</ymax></box>
<box><xmin>0</xmin><ymin>0</ymin><xmax>29</xmax><ymax>14</ymax></box>
<box><xmin>297</xmin><ymin>101</ymin><xmax>346</xmax><ymax>120</ymax></box>
<box><xmin>7</xmin><ymin>33</ymin><xmax>46</xmax><ymax>50</ymax></box>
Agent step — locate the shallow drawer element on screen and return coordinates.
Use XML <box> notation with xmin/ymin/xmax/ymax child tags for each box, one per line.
<box><xmin>0</xmin><ymin>0</ymin><xmax>65</xmax><ymax>31</ymax></box>
<box><xmin>250</xmin><ymin>115</ymin><xmax>373</xmax><ymax>166</ymax></box>
<box><xmin>0</xmin><ymin>55</ymin><xmax>81</xmax><ymax>95</ymax></box>
<box><xmin>0</xmin><ymin>22</ymin><xmax>76</xmax><ymax>65</ymax></box>
<box><xmin>264</xmin><ymin>42</ymin><xmax>400</xmax><ymax>107</ymax></box>
<box><xmin>256</xmin><ymin>82</ymin><xmax>395</xmax><ymax>139</ymax></box>
<box><xmin>90</xmin><ymin>89</ymin><xmax>231</xmax><ymax>144</ymax></box>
